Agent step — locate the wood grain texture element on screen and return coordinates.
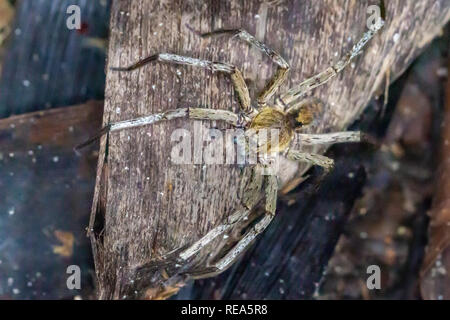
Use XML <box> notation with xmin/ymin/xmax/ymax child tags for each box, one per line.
<box><xmin>92</xmin><ymin>0</ymin><xmax>450</xmax><ymax>299</ymax></box>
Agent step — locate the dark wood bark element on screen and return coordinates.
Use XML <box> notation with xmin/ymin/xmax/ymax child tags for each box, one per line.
<box><xmin>0</xmin><ymin>0</ymin><xmax>110</xmax><ymax>299</ymax></box>
<box><xmin>0</xmin><ymin>0</ymin><xmax>110</xmax><ymax>117</ymax></box>
<box><xmin>421</xmin><ymin>55</ymin><xmax>450</xmax><ymax>300</ymax></box>
<box><xmin>0</xmin><ymin>101</ymin><xmax>103</xmax><ymax>299</ymax></box>
<box><xmin>93</xmin><ymin>0</ymin><xmax>450</xmax><ymax>299</ymax></box>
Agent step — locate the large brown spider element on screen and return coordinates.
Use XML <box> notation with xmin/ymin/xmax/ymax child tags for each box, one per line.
<box><xmin>80</xmin><ymin>19</ymin><xmax>384</xmax><ymax>275</ymax></box>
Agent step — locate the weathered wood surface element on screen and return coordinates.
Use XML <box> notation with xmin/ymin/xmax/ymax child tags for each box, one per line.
<box><xmin>94</xmin><ymin>0</ymin><xmax>450</xmax><ymax>299</ymax></box>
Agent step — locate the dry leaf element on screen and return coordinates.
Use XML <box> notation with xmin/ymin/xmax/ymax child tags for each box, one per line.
<box><xmin>52</xmin><ymin>230</ymin><xmax>75</xmax><ymax>258</ymax></box>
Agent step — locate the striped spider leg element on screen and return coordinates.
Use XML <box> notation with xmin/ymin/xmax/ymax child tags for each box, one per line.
<box><xmin>75</xmin><ymin>107</ymin><xmax>241</xmax><ymax>150</ymax></box>
<box><xmin>187</xmin><ymin>133</ymin><xmax>365</xmax><ymax>275</ymax></box>
<box><xmin>280</xmin><ymin>18</ymin><xmax>384</xmax><ymax>106</ymax></box>
<box><xmin>201</xmin><ymin>29</ymin><xmax>290</xmax><ymax>108</ymax></box>
<box><xmin>77</xmin><ymin>27</ymin><xmax>290</xmax><ymax>147</ymax></box>
<box><xmin>276</xmin><ymin>19</ymin><xmax>385</xmax><ymax>155</ymax></box>
<box><xmin>188</xmin><ymin>133</ymin><xmax>366</xmax><ymax>275</ymax></box>
<box><xmin>179</xmin><ymin>164</ymin><xmax>264</xmax><ymax>263</ymax></box>
<box><xmin>211</xmin><ymin>168</ymin><xmax>278</xmax><ymax>272</ymax></box>
<box><xmin>75</xmin><ymin>54</ymin><xmax>253</xmax><ymax>150</ymax></box>
<box><xmin>288</xmin><ymin>131</ymin><xmax>367</xmax><ymax>171</ymax></box>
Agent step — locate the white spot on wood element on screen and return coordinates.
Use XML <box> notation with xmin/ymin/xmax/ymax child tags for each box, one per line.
<box><xmin>393</xmin><ymin>33</ymin><xmax>400</xmax><ymax>43</ymax></box>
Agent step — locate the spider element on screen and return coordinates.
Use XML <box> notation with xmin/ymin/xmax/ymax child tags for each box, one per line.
<box><xmin>80</xmin><ymin>19</ymin><xmax>384</xmax><ymax>275</ymax></box>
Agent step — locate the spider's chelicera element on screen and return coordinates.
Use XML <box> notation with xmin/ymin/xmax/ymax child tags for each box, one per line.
<box><xmin>80</xmin><ymin>20</ymin><xmax>384</xmax><ymax>274</ymax></box>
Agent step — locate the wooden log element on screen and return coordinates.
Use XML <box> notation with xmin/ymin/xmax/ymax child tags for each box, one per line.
<box><xmin>92</xmin><ymin>0</ymin><xmax>450</xmax><ymax>299</ymax></box>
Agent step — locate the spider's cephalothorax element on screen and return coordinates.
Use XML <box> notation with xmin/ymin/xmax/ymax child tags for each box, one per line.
<box><xmin>82</xmin><ymin>19</ymin><xmax>384</xmax><ymax>277</ymax></box>
<box><xmin>248</xmin><ymin>99</ymin><xmax>324</xmax><ymax>153</ymax></box>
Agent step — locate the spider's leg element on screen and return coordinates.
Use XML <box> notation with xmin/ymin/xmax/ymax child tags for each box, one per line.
<box><xmin>201</xmin><ymin>29</ymin><xmax>289</xmax><ymax>108</ymax></box>
<box><xmin>111</xmin><ymin>53</ymin><xmax>253</xmax><ymax>117</ymax></box>
<box><xmin>283</xmin><ymin>149</ymin><xmax>339</xmax><ymax>200</ymax></box>
<box><xmin>286</xmin><ymin>150</ymin><xmax>335</xmax><ymax>172</ymax></box>
<box><xmin>179</xmin><ymin>166</ymin><xmax>264</xmax><ymax>261</ymax></box>
<box><xmin>296</xmin><ymin>131</ymin><xmax>363</xmax><ymax>146</ymax></box>
<box><xmin>211</xmin><ymin>172</ymin><xmax>278</xmax><ymax>272</ymax></box>
<box><xmin>75</xmin><ymin>108</ymin><xmax>239</xmax><ymax>151</ymax></box>
<box><xmin>178</xmin><ymin>208</ymin><xmax>249</xmax><ymax>261</ymax></box>
<box><xmin>280</xmin><ymin>20</ymin><xmax>384</xmax><ymax>106</ymax></box>
<box><xmin>287</xmin><ymin>130</ymin><xmax>370</xmax><ymax>186</ymax></box>
<box><xmin>286</xmin><ymin>150</ymin><xmax>335</xmax><ymax>192</ymax></box>
<box><xmin>109</xmin><ymin>108</ymin><xmax>240</xmax><ymax>131</ymax></box>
